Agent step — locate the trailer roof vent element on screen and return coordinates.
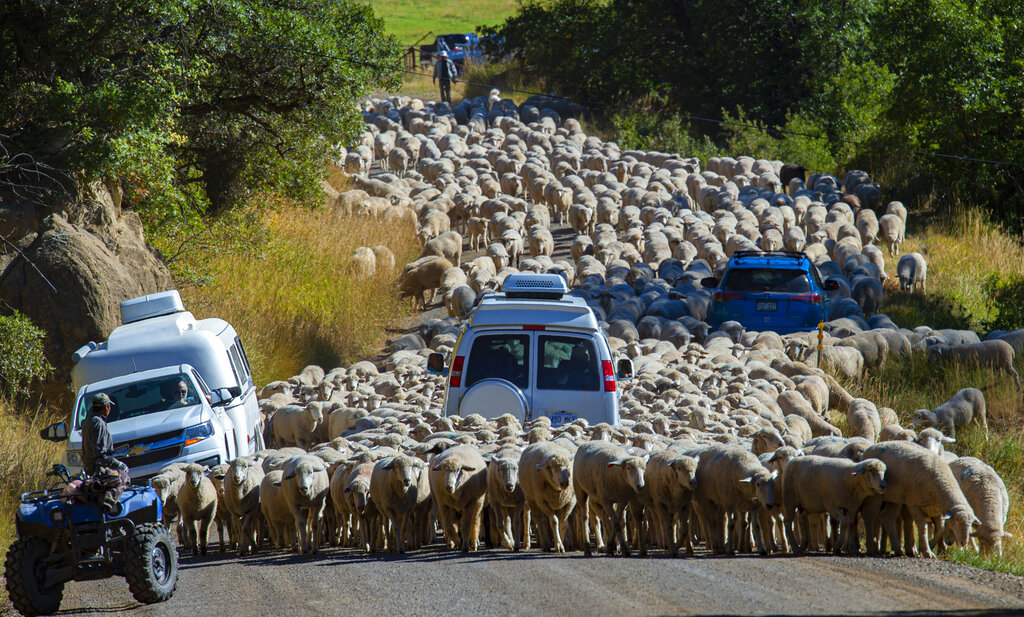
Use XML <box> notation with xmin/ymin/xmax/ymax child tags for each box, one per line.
<box><xmin>501</xmin><ymin>273</ymin><xmax>569</xmax><ymax>299</ymax></box>
<box><xmin>120</xmin><ymin>290</ymin><xmax>185</xmax><ymax>324</ymax></box>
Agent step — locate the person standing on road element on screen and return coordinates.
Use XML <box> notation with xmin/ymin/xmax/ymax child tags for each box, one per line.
<box><xmin>81</xmin><ymin>393</ymin><xmax>130</xmax><ymax>512</ymax></box>
<box><xmin>432</xmin><ymin>50</ymin><xmax>458</xmax><ymax>105</ymax></box>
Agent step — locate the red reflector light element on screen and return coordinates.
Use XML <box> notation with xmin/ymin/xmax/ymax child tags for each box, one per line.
<box><xmin>713</xmin><ymin>291</ymin><xmax>746</xmax><ymax>302</ymax></box>
<box><xmin>602</xmin><ymin>360</ymin><xmax>616</xmax><ymax>392</ymax></box>
<box><xmin>523</xmin><ymin>325</ymin><xmax>546</xmax><ymax>331</ymax></box>
<box><xmin>450</xmin><ymin>355</ymin><xmax>465</xmax><ymax>387</ymax></box>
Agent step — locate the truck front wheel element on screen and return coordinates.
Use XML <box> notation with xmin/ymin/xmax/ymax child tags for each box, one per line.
<box><xmin>124</xmin><ymin>524</ymin><xmax>178</xmax><ymax>604</ymax></box>
<box><xmin>5</xmin><ymin>536</ymin><xmax>64</xmax><ymax>616</ymax></box>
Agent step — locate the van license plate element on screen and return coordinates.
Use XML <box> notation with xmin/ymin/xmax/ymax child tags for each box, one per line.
<box><xmin>548</xmin><ymin>412</ymin><xmax>578</xmax><ymax>427</ymax></box>
<box><xmin>756</xmin><ymin>301</ymin><xmax>777</xmax><ymax>312</ymax></box>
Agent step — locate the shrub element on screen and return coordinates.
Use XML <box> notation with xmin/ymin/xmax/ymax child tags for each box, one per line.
<box><xmin>0</xmin><ymin>313</ymin><xmax>52</xmax><ymax>400</ymax></box>
<box><xmin>983</xmin><ymin>275</ymin><xmax>1024</xmax><ymax>332</ymax></box>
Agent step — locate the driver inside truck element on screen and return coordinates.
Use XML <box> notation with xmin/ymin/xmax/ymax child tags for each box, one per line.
<box><xmin>160</xmin><ymin>379</ymin><xmax>196</xmax><ymax>409</ymax></box>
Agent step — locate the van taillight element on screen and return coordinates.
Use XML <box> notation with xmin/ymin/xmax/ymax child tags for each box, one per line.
<box><xmin>602</xmin><ymin>360</ymin><xmax>615</xmax><ymax>392</ymax></box>
<box><xmin>450</xmin><ymin>356</ymin><xmax>465</xmax><ymax>387</ymax></box>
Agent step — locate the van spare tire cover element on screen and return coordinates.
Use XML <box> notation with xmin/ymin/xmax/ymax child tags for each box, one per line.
<box><xmin>458</xmin><ymin>379</ymin><xmax>529</xmax><ymax>422</ymax></box>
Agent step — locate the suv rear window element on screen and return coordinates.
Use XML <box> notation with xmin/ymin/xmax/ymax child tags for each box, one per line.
<box><xmin>723</xmin><ymin>268</ymin><xmax>811</xmax><ymax>293</ymax></box>
<box><xmin>465</xmin><ymin>334</ymin><xmax>530</xmax><ymax>389</ymax></box>
<box><xmin>537</xmin><ymin>335</ymin><xmax>599</xmax><ymax>391</ymax></box>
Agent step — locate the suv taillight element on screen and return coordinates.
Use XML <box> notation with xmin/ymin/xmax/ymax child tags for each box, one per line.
<box><xmin>791</xmin><ymin>293</ymin><xmax>821</xmax><ymax>304</ymax></box>
<box><xmin>602</xmin><ymin>360</ymin><xmax>616</xmax><ymax>392</ymax></box>
<box><xmin>450</xmin><ymin>355</ymin><xmax>465</xmax><ymax>387</ymax></box>
<box><xmin>713</xmin><ymin>291</ymin><xmax>747</xmax><ymax>302</ymax></box>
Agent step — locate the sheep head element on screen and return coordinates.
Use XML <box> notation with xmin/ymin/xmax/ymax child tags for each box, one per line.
<box><xmin>852</xmin><ymin>458</ymin><xmax>887</xmax><ymax>494</ymax></box>
<box><xmin>910</xmin><ymin>408</ymin><xmax>937</xmax><ymax>429</ymax></box>
<box><xmin>944</xmin><ymin>504</ymin><xmax>980</xmax><ymax>549</ymax></box>
<box><xmin>538</xmin><ymin>453</ymin><xmax>572</xmax><ymax>491</ymax></box>
<box><xmin>607</xmin><ymin>456</ymin><xmax>647</xmax><ymax>492</ymax></box>
<box><xmin>185</xmin><ymin>464</ymin><xmax>205</xmax><ymax>489</ymax></box>
<box><xmin>670</xmin><ymin>455</ymin><xmax>699</xmax><ymax>491</ymax></box>
<box><xmin>432</xmin><ymin>456</ymin><xmax>479</xmax><ymax>494</ymax></box>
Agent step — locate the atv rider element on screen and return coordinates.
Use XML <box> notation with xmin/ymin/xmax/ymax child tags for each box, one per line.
<box><xmin>81</xmin><ymin>393</ymin><xmax>130</xmax><ymax>512</ymax></box>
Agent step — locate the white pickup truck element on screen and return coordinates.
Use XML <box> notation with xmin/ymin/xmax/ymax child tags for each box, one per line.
<box><xmin>43</xmin><ymin>290</ymin><xmax>264</xmax><ymax>480</ymax></box>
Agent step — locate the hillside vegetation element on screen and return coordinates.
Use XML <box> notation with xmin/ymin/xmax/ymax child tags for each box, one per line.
<box><xmin>367</xmin><ymin>0</ymin><xmax>518</xmax><ymax>45</ymax></box>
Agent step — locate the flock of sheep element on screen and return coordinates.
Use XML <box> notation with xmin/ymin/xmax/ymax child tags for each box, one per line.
<box><xmin>152</xmin><ymin>93</ymin><xmax>1022</xmax><ymax>563</ymax></box>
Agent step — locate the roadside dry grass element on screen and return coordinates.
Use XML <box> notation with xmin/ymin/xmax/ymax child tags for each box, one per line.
<box><xmin>0</xmin><ymin>402</ymin><xmax>65</xmax><ymax>612</ymax></box>
<box><xmin>179</xmin><ymin>196</ymin><xmax>420</xmax><ymax>386</ymax></box>
<box><xmin>367</xmin><ymin>0</ymin><xmax>518</xmax><ymax>46</ymax></box>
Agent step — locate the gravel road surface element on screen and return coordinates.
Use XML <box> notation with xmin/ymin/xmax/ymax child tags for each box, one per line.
<box><xmin>58</xmin><ymin>545</ymin><xmax>1024</xmax><ymax>616</ymax></box>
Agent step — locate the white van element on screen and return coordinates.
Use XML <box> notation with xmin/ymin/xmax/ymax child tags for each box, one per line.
<box><xmin>44</xmin><ymin>290</ymin><xmax>263</xmax><ymax>480</ymax></box>
<box><xmin>427</xmin><ymin>274</ymin><xmax>633</xmax><ymax>426</ymax></box>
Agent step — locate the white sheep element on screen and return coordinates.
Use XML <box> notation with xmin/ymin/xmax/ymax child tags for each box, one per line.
<box><xmin>259</xmin><ymin>470</ymin><xmax>295</xmax><ymax>550</ymax></box>
<box><xmin>947</xmin><ymin>456</ymin><xmax>1011</xmax><ymax>556</ymax></box>
<box><xmin>370</xmin><ymin>454</ymin><xmax>430</xmax><ymax>553</ymax></box>
<box><xmin>281</xmin><ymin>454</ymin><xmax>330</xmax><ymax>554</ymax></box>
<box><xmin>177</xmin><ymin>463</ymin><xmax>218</xmax><ymax>556</ymax></box>
<box><xmin>519</xmin><ymin>442</ymin><xmax>576</xmax><ymax>553</ymax></box>
<box><xmin>897</xmin><ymin>252</ymin><xmax>927</xmax><ymax>292</ymax></box>
<box><xmin>573</xmin><ymin>440</ymin><xmax>647</xmax><ymax>556</ymax></box>
<box><xmin>878</xmin><ymin>214</ymin><xmax>905</xmax><ymax>257</ymax></box>
<box><xmin>643</xmin><ymin>450</ymin><xmax>699</xmax><ymax>556</ymax></box>
<box><xmin>927</xmin><ymin>341</ymin><xmax>1021</xmax><ymax>391</ymax></box>
<box><xmin>692</xmin><ymin>444</ymin><xmax>777</xmax><ymax>555</ymax></box>
<box><xmin>911</xmin><ymin>387</ymin><xmax>988</xmax><ymax>440</ymax></box>
<box><xmin>223</xmin><ymin>456</ymin><xmax>265</xmax><ymax>555</ymax></box>
<box><xmin>485</xmin><ymin>446</ymin><xmax>525</xmax><ymax>551</ymax></box>
<box><xmin>428</xmin><ymin>444</ymin><xmax>488</xmax><ymax>552</ymax></box>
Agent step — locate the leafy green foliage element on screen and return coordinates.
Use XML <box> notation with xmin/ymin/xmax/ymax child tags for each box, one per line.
<box><xmin>983</xmin><ymin>275</ymin><xmax>1024</xmax><ymax>332</ymax></box>
<box><xmin>0</xmin><ymin>0</ymin><xmax>401</xmax><ymax>216</ymax></box>
<box><xmin>0</xmin><ymin>313</ymin><xmax>52</xmax><ymax>400</ymax></box>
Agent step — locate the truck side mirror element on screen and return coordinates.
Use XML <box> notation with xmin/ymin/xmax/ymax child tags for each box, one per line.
<box><xmin>426</xmin><ymin>352</ymin><xmax>446</xmax><ymax>375</ymax></box>
<box><xmin>211</xmin><ymin>388</ymin><xmax>236</xmax><ymax>407</ymax></box>
<box><xmin>41</xmin><ymin>422</ymin><xmax>69</xmax><ymax>442</ymax></box>
<box><xmin>616</xmin><ymin>358</ymin><xmax>634</xmax><ymax>381</ymax></box>
<box><xmin>701</xmin><ymin>277</ymin><xmax>718</xmax><ymax>289</ymax></box>
<box><xmin>823</xmin><ymin>279</ymin><xmax>841</xmax><ymax>291</ymax></box>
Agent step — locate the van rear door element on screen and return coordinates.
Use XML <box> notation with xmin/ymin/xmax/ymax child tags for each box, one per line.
<box><xmin>532</xmin><ymin>333</ymin><xmax>609</xmax><ymax>426</ymax></box>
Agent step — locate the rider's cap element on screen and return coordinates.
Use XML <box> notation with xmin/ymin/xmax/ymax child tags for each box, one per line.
<box><xmin>91</xmin><ymin>393</ymin><xmax>112</xmax><ymax>408</ymax></box>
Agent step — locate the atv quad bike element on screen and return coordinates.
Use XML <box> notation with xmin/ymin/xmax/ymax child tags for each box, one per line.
<box><xmin>4</xmin><ymin>464</ymin><xmax>178</xmax><ymax>616</ymax></box>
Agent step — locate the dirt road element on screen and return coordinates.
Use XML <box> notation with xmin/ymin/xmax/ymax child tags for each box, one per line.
<box><xmin>60</xmin><ymin>545</ymin><xmax>1024</xmax><ymax>616</ymax></box>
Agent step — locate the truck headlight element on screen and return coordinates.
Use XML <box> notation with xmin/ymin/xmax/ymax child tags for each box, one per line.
<box><xmin>66</xmin><ymin>450</ymin><xmax>82</xmax><ymax>466</ymax></box>
<box><xmin>183</xmin><ymin>420</ymin><xmax>215</xmax><ymax>447</ymax></box>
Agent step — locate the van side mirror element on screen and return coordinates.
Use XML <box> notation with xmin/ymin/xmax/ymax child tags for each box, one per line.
<box><xmin>616</xmin><ymin>358</ymin><xmax>634</xmax><ymax>381</ymax></box>
<box><xmin>701</xmin><ymin>277</ymin><xmax>718</xmax><ymax>289</ymax></box>
<box><xmin>823</xmin><ymin>279</ymin><xmax>841</xmax><ymax>291</ymax></box>
<box><xmin>426</xmin><ymin>352</ymin><xmax>446</xmax><ymax>375</ymax></box>
<box><xmin>41</xmin><ymin>422</ymin><xmax>69</xmax><ymax>442</ymax></box>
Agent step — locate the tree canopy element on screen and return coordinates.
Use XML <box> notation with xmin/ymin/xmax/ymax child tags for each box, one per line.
<box><xmin>1</xmin><ymin>0</ymin><xmax>401</xmax><ymax>216</ymax></box>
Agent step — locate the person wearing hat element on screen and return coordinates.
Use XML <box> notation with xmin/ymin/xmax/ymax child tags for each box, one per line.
<box><xmin>432</xmin><ymin>49</ymin><xmax>458</xmax><ymax>105</ymax></box>
<box><xmin>81</xmin><ymin>393</ymin><xmax>129</xmax><ymax>478</ymax></box>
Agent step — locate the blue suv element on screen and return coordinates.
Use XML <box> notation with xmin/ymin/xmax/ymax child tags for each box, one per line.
<box><xmin>703</xmin><ymin>251</ymin><xmax>839</xmax><ymax>334</ymax></box>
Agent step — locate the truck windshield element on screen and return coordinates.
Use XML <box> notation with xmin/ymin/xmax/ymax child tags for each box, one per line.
<box><xmin>75</xmin><ymin>375</ymin><xmax>201</xmax><ymax>429</ymax></box>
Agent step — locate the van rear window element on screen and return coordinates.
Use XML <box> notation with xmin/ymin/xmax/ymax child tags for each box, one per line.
<box><xmin>537</xmin><ymin>336</ymin><xmax>599</xmax><ymax>391</ymax></box>
<box><xmin>464</xmin><ymin>334</ymin><xmax>530</xmax><ymax>389</ymax></box>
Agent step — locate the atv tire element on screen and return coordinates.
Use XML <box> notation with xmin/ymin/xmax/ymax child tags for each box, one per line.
<box><xmin>5</xmin><ymin>536</ymin><xmax>64</xmax><ymax>616</ymax></box>
<box><xmin>124</xmin><ymin>523</ymin><xmax>178</xmax><ymax>604</ymax></box>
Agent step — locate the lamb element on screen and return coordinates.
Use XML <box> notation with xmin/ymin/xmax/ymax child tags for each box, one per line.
<box><xmin>177</xmin><ymin>463</ymin><xmax>218</xmax><ymax>556</ymax></box>
<box><xmin>947</xmin><ymin>457</ymin><xmax>1011</xmax><ymax>556</ymax></box>
<box><xmin>846</xmin><ymin>398</ymin><xmax>882</xmax><ymax>443</ymax></box>
<box><xmin>781</xmin><ymin>456</ymin><xmax>887</xmax><ymax>555</ymax></box>
<box><xmin>573</xmin><ymin>440</ymin><xmax>647</xmax><ymax>556</ymax></box>
<box><xmin>281</xmin><ymin>454</ymin><xmax>330</xmax><ymax>554</ymax></box>
<box><xmin>370</xmin><ymin>454</ymin><xmax>430</xmax><ymax>553</ymax></box>
<box><xmin>429</xmin><ymin>444</ymin><xmax>489</xmax><ymax>552</ymax></box>
<box><xmin>150</xmin><ymin>465</ymin><xmax>186</xmax><ymax>540</ymax></box>
<box><xmin>914</xmin><ymin>427</ymin><xmax>956</xmax><ymax>457</ymax></box>
<box><xmin>519</xmin><ymin>441</ymin><xmax>576</xmax><ymax>553</ymax></box>
<box><xmin>911</xmin><ymin>387</ymin><xmax>988</xmax><ymax>439</ymax></box>
<box><xmin>879</xmin><ymin>424</ymin><xmax>916</xmax><ymax>442</ymax></box>
<box><xmin>343</xmin><ymin>462</ymin><xmax>382</xmax><ymax>553</ymax></box>
<box><xmin>421</xmin><ymin>230</ymin><xmax>463</xmax><ymax>266</ymax></box>
<box><xmin>692</xmin><ymin>443</ymin><xmax>776</xmax><ymax>555</ymax></box>
<box><xmin>927</xmin><ymin>341</ymin><xmax>1021</xmax><ymax>391</ymax></box>
<box><xmin>861</xmin><ymin>441</ymin><xmax>978</xmax><ymax>558</ymax></box>
<box><xmin>897</xmin><ymin>252</ymin><xmax>927</xmax><ymax>292</ymax></box>
<box><xmin>271</xmin><ymin>404</ymin><xmax>324</xmax><ymax>450</ymax></box>
<box><xmin>486</xmin><ymin>446</ymin><xmax>526</xmax><ymax>551</ymax></box>
<box><xmin>223</xmin><ymin>456</ymin><xmax>265</xmax><ymax>555</ymax></box>
<box><xmin>643</xmin><ymin>450</ymin><xmax>699</xmax><ymax>556</ymax></box>
<box><xmin>467</xmin><ymin>216</ymin><xmax>489</xmax><ymax>250</ymax></box>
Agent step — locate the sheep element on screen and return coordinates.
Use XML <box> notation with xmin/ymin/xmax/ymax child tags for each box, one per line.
<box><xmin>879</xmin><ymin>424</ymin><xmax>916</xmax><ymax>442</ymax></box>
<box><xmin>573</xmin><ymin>440</ymin><xmax>647</xmax><ymax>556</ymax></box>
<box><xmin>878</xmin><ymin>214</ymin><xmax>904</xmax><ymax>257</ymax></box>
<box><xmin>467</xmin><ymin>216</ymin><xmax>489</xmax><ymax>250</ymax></box>
<box><xmin>259</xmin><ymin>470</ymin><xmax>294</xmax><ymax>550</ymax></box>
<box><xmin>281</xmin><ymin>455</ymin><xmax>330</xmax><ymax>554</ymax></box>
<box><xmin>781</xmin><ymin>456</ymin><xmax>887</xmax><ymax>555</ymax></box>
<box><xmin>568</xmin><ymin>203</ymin><xmax>595</xmax><ymax>235</ymax></box>
<box><xmin>948</xmin><ymin>456</ymin><xmax>1011</xmax><ymax>556</ymax></box>
<box><xmin>150</xmin><ymin>466</ymin><xmax>186</xmax><ymax>541</ymax></box>
<box><xmin>223</xmin><ymin>456</ymin><xmax>265</xmax><ymax>555</ymax></box>
<box><xmin>421</xmin><ymin>230</ymin><xmax>463</xmax><ymax>266</ymax></box>
<box><xmin>897</xmin><ymin>252</ymin><xmax>927</xmax><ymax>292</ymax></box>
<box><xmin>177</xmin><ymin>463</ymin><xmax>218</xmax><ymax>556</ymax></box>
<box><xmin>342</xmin><ymin>462</ymin><xmax>382</xmax><ymax>553</ymax></box>
<box><xmin>911</xmin><ymin>387</ymin><xmax>988</xmax><ymax>439</ymax></box>
<box><xmin>927</xmin><ymin>341</ymin><xmax>1021</xmax><ymax>391</ymax></box>
<box><xmin>352</xmin><ymin>246</ymin><xmax>376</xmax><ymax>278</ymax></box>
<box><xmin>692</xmin><ymin>443</ymin><xmax>777</xmax><ymax>555</ymax></box>
<box><xmin>861</xmin><ymin>441</ymin><xmax>978</xmax><ymax>558</ymax></box>
<box><xmin>272</xmin><ymin>404</ymin><xmax>324</xmax><ymax>450</ymax></box>
<box><xmin>370</xmin><ymin>454</ymin><xmax>430</xmax><ymax>553</ymax></box>
<box><xmin>776</xmin><ymin>391</ymin><xmax>842</xmax><ymax>438</ymax></box>
<box><xmin>428</xmin><ymin>445</ymin><xmax>488</xmax><ymax>552</ymax></box>
<box><xmin>643</xmin><ymin>450</ymin><xmax>699</xmax><ymax>556</ymax></box>
<box><xmin>399</xmin><ymin>255</ymin><xmax>455</xmax><ymax>310</ymax></box>
<box><xmin>519</xmin><ymin>442</ymin><xmax>576</xmax><ymax>553</ymax></box>
<box><xmin>846</xmin><ymin>398</ymin><xmax>882</xmax><ymax>443</ymax></box>
<box><xmin>485</xmin><ymin>446</ymin><xmax>525</xmax><ymax>551</ymax></box>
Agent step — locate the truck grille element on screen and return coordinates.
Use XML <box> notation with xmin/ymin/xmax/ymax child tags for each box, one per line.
<box><xmin>114</xmin><ymin>429</ymin><xmax>184</xmax><ymax>451</ymax></box>
<box><xmin>117</xmin><ymin>445</ymin><xmax>183</xmax><ymax>469</ymax></box>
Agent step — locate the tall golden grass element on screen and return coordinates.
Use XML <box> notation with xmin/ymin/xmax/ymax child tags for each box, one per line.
<box><xmin>180</xmin><ymin>200</ymin><xmax>420</xmax><ymax>385</ymax></box>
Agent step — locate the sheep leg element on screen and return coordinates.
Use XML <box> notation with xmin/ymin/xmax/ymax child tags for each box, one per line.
<box><xmin>614</xmin><ymin>502</ymin><xmax>632</xmax><ymax>557</ymax></box>
<box><xmin>909</xmin><ymin>507</ymin><xmax>935</xmax><ymax>558</ymax></box>
<box><xmin>461</xmin><ymin>498</ymin><xmax>484</xmax><ymax>552</ymax></box>
<box><xmin>522</xmin><ymin>505</ymin><xmax>533</xmax><ymax>551</ymax></box>
<box><xmin>551</xmin><ymin>512</ymin><xmax>566</xmax><ymax>553</ymax></box>
<box><xmin>879</xmin><ymin>504</ymin><xmax>904</xmax><ymax>556</ymax></box>
<box><xmin>655</xmin><ymin>504</ymin><xmax>677</xmax><ymax>557</ymax></box>
<box><xmin>751</xmin><ymin>508</ymin><xmax>768</xmax><ymax>555</ymax></box>
<box><xmin>575</xmin><ymin>491</ymin><xmax>592</xmax><ymax>556</ymax></box>
<box><xmin>198</xmin><ymin>515</ymin><xmax>212</xmax><ymax>556</ymax></box>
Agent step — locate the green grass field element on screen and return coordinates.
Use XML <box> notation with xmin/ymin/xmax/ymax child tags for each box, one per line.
<box><xmin>366</xmin><ymin>0</ymin><xmax>518</xmax><ymax>45</ymax></box>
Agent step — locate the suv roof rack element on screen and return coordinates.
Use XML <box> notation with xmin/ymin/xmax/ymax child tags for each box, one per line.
<box><xmin>501</xmin><ymin>273</ymin><xmax>569</xmax><ymax>299</ymax></box>
<box><xmin>733</xmin><ymin>250</ymin><xmax>808</xmax><ymax>260</ymax></box>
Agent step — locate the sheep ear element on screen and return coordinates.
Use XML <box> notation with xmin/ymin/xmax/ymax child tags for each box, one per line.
<box><xmin>692</xmin><ymin>455</ymin><xmax>700</xmax><ymax>466</ymax></box>
<box><xmin>941</xmin><ymin>436</ymin><xmax>955</xmax><ymax>443</ymax></box>
<box><xmin>1003</xmin><ymin>532</ymin><xmax>1014</xmax><ymax>538</ymax></box>
<box><xmin>431</xmin><ymin>464</ymin><xmax>441</xmax><ymax>471</ymax></box>
<box><xmin>272</xmin><ymin>480</ymin><xmax>282</xmax><ymax>487</ymax></box>
<box><xmin>972</xmin><ymin>517</ymin><xmax>982</xmax><ymax>528</ymax></box>
<box><xmin>769</xmin><ymin>470</ymin><xmax>778</xmax><ymax>480</ymax></box>
<box><xmin>738</xmin><ymin>476</ymin><xmax>754</xmax><ymax>483</ymax></box>
<box><xmin>607</xmin><ymin>460</ymin><xmax>624</xmax><ymax>468</ymax></box>
<box><xmin>941</xmin><ymin>512</ymin><xmax>953</xmax><ymax>521</ymax></box>
<box><xmin>382</xmin><ymin>461</ymin><xmax>395</xmax><ymax>470</ymax></box>
<box><xmin>851</xmin><ymin>466</ymin><xmax>864</xmax><ymax>475</ymax></box>
<box><xmin>284</xmin><ymin>470</ymin><xmax>296</xmax><ymax>480</ymax></box>
<box><xmin>461</xmin><ymin>465</ymin><xmax>476</xmax><ymax>472</ymax></box>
